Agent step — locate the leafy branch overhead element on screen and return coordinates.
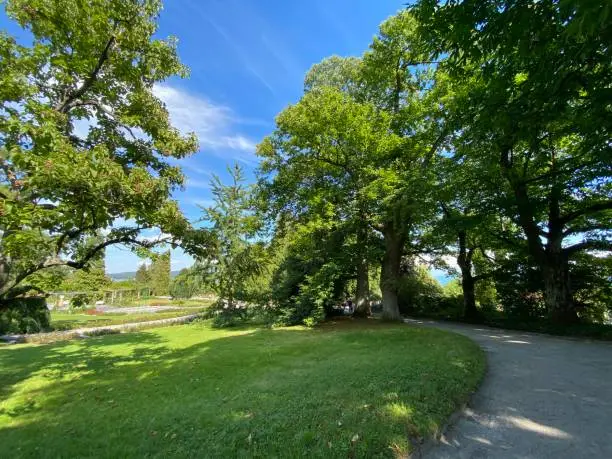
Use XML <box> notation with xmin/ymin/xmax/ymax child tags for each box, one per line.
<box><xmin>0</xmin><ymin>0</ymin><xmax>202</xmax><ymax>300</ymax></box>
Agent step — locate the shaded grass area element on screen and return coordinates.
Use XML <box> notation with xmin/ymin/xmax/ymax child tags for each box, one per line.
<box><xmin>0</xmin><ymin>320</ymin><xmax>485</xmax><ymax>458</ymax></box>
<box><xmin>50</xmin><ymin>308</ymin><xmax>208</xmax><ymax>331</ymax></box>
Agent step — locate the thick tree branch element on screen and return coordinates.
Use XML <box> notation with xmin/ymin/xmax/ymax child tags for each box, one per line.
<box><xmin>563</xmin><ymin>239</ymin><xmax>612</xmax><ymax>256</ymax></box>
<box><xmin>56</xmin><ymin>36</ymin><xmax>116</xmax><ymax>113</ymax></box>
<box><xmin>311</xmin><ymin>153</ymin><xmax>354</xmax><ymax>178</ymax></box>
<box><xmin>1</xmin><ymin>229</ymin><xmax>176</xmax><ymax>300</ymax></box>
<box><xmin>559</xmin><ymin>201</ymin><xmax>612</xmax><ymax>226</ymax></box>
<box><xmin>564</xmin><ymin>222</ymin><xmax>611</xmax><ymax>237</ymax></box>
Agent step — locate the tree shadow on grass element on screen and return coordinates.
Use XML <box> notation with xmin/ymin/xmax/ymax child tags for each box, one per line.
<box><xmin>0</xmin><ymin>332</ymin><xmax>169</xmax><ymax>402</ymax></box>
<box><xmin>0</xmin><ymin>323</ymin><xmax>484</xmax><ymax>458</ymax></box>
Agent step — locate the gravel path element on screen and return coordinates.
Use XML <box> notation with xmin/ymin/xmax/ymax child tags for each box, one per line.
<box><xmin>406</xmin><ymin>318</ymin><xmax>612</xmax><ymax>459</ymax></box>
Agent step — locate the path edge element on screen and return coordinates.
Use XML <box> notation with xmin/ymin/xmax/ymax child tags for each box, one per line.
<box><xmin>408</xmin><ymin>319</ymin><xmax>489</xmax><ymax>458</ymax></box>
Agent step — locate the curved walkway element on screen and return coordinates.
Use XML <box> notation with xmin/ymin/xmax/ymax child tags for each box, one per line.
<box><xmin>406</xmin><ymin>318</ymin><xmax>612</xmax><ymax>459</ymax></box>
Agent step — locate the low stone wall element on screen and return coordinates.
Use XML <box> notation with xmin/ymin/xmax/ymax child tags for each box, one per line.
<box><xmin>1</xmin><ymin>313</ymin><xmax>201</xmax><ymax>345</ymax></box>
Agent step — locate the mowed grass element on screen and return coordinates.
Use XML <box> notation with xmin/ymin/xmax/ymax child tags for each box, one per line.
<box><xmin>50</xmin><ymin>308</ymin><xmax>208</xmax><ymax>331</ymax></box>
<box><xmin>0</xmin><ymin>320</ymin><xmax>485</xmax><ymax>458</ymax></box>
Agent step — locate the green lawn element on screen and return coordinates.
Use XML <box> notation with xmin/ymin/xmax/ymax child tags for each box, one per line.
<box><xmin>50</xmin><ymin>308</ymin><xmax>208</xmax><ymax>331</ymax></box>
<box><xmin>0</xmin><ymin>320</ymin><xmax>485</xmax><ymax>458</ymax></box>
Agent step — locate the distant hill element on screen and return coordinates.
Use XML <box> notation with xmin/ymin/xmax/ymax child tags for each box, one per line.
<box><xmin>109</xmin><ymin>270</ymin><xmax>182</xmax><ymax>281</ymax></box>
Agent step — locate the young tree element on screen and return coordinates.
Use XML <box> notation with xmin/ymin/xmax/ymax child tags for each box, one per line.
<box><xmin>200</xmin><ymin>164</ymin><xmax>260</xmax><ymax>311</ymax></box>
<box><xmin>169</xmin><ymin>265</ymin><xmax>207</xmax><ymax>299</ymax></box>
<box><xmin>135</xmin><ymin>263</ymin><xmax>151</xmax><ymax>286</ymax></box>
<box><xmin>0</xmin><ymin>0</ymin><xmax>201</xmax><ymax>302</ymax></box>
<box><xmin>149</xmin><ymin>251</ymin><xmax>170</xmax><ymax>296</ymax></box>
<box><xmin>61</xmin><ymin>259</ymin><xmax>111</xmax><ymax>294</ymax></box>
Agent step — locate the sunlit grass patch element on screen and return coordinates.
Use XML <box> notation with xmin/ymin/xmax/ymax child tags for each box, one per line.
<box><xmin>0</xmin><ymin>320</ymin><xmax>484</xmax><ymax>458</ymax></box>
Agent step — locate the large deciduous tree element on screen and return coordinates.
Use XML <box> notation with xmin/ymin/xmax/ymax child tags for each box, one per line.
<box><xmin>415</xmin><ymin>0</ymin><xmax>612</xmax><ymax>323</ymax></box>
<box><xmin>259</xmin><ymin>12</ymin><xmax>446</xmax><ymax>322</ymax></box>
<box><xmin>258</xmin><ymin>85</ymin><xmax>399</xmax><ymax>319</ymax></box>
<box><xmin>0</xmin><ymin>0</ymin><xmax>202</xmax><ymax>302</ymax></box>
<box><xmin>359</xmin><ymin>11</ymin><xmax>445</xmax><ymax>320</ymax></box>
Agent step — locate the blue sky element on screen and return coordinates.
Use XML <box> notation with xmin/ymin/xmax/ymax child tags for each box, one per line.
<box><xmin>1</xmin><ymin>0</ymin><xmax>410</xmax><ymax>273</ymax></box>
<box><xmin>149</xmin><ymin>0</ymin><xmax>406</xmax><ymax>273</ymax></box>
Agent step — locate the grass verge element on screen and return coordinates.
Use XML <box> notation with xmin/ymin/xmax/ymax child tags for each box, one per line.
<box><xmin>50</xmin><ymin>308</ymin><xmax>208</xmax><ymax>331</ymax></box>
<box><xmin>0</xmin><ymin>320</ymin><xmax>485</xmax><ymax>458</ymax></box>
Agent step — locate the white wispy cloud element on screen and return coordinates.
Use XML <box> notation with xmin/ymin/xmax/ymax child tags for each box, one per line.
<box><xmin>186</xmin><ymin>178</ymin><xmax>211</xmax><ymax>190</ymax></box>
<box><xmin>153</xmin><ymin>84</ymin><xmax>258</xmax><ymax>163</ymax></box>
<box><xmin>190</xmin><ymin>198</ymin><xmax>216</xmax><ymax>208</ymax></box>
<box><xmin>205</xmin><ymin>17</ymin><xmax>276</xmax><ymax>96</ymax></box>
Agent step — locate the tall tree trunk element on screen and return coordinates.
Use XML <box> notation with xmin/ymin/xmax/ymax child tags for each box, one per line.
<box><xmin>542</xmin><ymin>262</ymin><xmax>576</xmax><ymax>324</ymax></box>
<box><xmin>354</xmin><ymin>257</ymin><xmax>370</xmax><ymax>317</ymax></box>
<box><xmin>380</xmin><ymin>224</ymin><xmax>402</xmax><ymax>321</ymax></box>
<box><xmin>354</xmin><ymin>221</ymin><xmax>370</xmax><ymax>317</ymax></box>
<box><xmin>501</xmin><ymin>149</ymin><xmax>577</xmax><ymax>324</ymax></box>
<box><xmin>457</xmin><ymin>230</ymin><xmax>478</xmax><ymax>321</ymax></box>
<box><xmin>543</xmin><ymin>238</ymin><xmax>577</xmax><ymax>324</ymax></box>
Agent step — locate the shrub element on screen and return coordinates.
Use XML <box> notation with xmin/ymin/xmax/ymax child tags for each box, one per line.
<box><xmin>207</xmin><ymin>300</ymin><xmax>250</xmax><ymax>328</ymax></box>
<box><xmin>0</xmin><ymin>297</ymin><xmax>50</xmax><ymax>334</ymax></box>
<box><xmin>397</xmin><ymin>265</ymin><xmax>444</xmax><ymax>315</ymax></box>
<box><xmin>70</xmin><ymin>293</ymin><xmax>92</xmax><ymax>309</ymax></box>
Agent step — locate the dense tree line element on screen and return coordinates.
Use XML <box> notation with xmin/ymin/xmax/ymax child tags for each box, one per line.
<box><xmin>1</xmin><ymin>0</ymin><xmax>609</xmax><ymax>330</ymax></box>
<box><xmin>249</xmin><ymin>2</ymin><xmax>610</xmax><ymax>326</ymax></box>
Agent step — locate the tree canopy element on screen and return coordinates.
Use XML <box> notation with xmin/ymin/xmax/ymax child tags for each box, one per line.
<box><xmin>0</xmin><ymin>0</ymin><xmax>202</xmax><ymax>302</ymax></box>
<box><xmin>1</xmin><ymin>0</ymin><xmax>609</xmax><ymax>328</ymax></box>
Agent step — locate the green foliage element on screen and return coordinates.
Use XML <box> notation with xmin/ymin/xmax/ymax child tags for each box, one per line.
<box><xmin>475</xmin><ymin>278</ymin><xmax>498</xmax><ymax>313</ymax></box>
<box><xmin>570</xmin><ymin>253</ymin><xmax>612</xmax><ymax>323</ymax></box>
<box><xmin>148</xmin><ymin>251</ymin><xmax>170</xmax><ymax>296</ymax></box>
<box><xmin>414</xmin><ymin>0</ymin><xmax>612</xmax><ymax>322</ymax></box>
<box><xmin>258</xmin><ymin>10</ymin><xmax>448</xmax><ymax>322</ymax></box>
<box><xmin>397</xmin><ymin>263</ymin><xmax>443</xmax><ymax>315</ymax></box>
<box><xmin>493</xmin><ymin>256</ymin><xmax>547</xmax><ymax>320</ymax></box>
<box><xmin>199</xmin><ymin>164</ymin><xmax>262</xmax><ymax>325</ymax></box>
<box><xmin>135</xmin><ymin>263</ymin><xmax>151</xmax><ymax>286</ymax></box>
<box><xmin>169</xmin><ymin>266</ymin><xmax>207</xmax><ymax>299</ymax></box>
<box><xmin>69</xmin><ymin>293</ymin><xmax>92</xmax><ymax>309</ymax></box>
<box><xmin>0</xmin><ymin>297</ymin><xmax>49</xmax><ymax>334</ymax></box>
<box><xmin>259</xmin><ymin>220</ymin><xmax>356</xmax><ymax>326</ymax></box>
<box><xmin>110</xmin><ymin>279</ymin><xmax>138</xmax><ymax>290</ymax></box>
<box><xmin>0</xmin><ymin>0</ymin><xmax>200</xmax><ymax>301</ymax></box>
<box><xmin>25</xmin><ymin>266</ymin><xmax>69</xmax><ymax>293</ymax></box>
<box><xmin>61</xmin><ymin>257</ymin><xmax>111</xmax><ymax>295</ymax></box>
<box><xmin>442</xmin><ymin>279</ymin><xmax>463</xmax><ymax>299</ymax></box>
